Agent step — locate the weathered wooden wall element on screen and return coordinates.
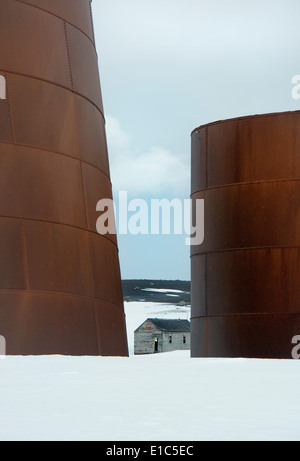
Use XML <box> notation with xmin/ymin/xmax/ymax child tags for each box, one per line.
<box><xmin>134</xmin><ymin>320</ymin><xmax>162</xmax><ymax>355</ymax></box>
<box><xmin>161</xmin><ymin>332</ymin><xmax>190</xmax><ymax>352</ymax></box>
<box><xmin>134</xmin><ymin>320</ymin><xmax>191</xmax><ymax>354</ymax></box>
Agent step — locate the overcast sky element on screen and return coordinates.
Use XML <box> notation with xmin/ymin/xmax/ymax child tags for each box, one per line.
<box><xmin>91</xmin><ymin>0</ymin><xmax>300</xmax><ymax>281</ymax></box>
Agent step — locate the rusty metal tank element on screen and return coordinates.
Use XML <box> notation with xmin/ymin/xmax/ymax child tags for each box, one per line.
<box><xmin>191</xmin><ymin>110</ymin><xmax>300</xmax><ymax>359</ymax></box>
<box><xmin>0</xmin><ymin>0</ymin><xmax>128</xmax><ymax>356</ymax></box>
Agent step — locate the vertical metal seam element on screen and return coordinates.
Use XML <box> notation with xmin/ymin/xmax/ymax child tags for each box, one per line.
<box><xmin>205</xmin><ymin>127</ymin><xmax>208</xmax><ymax>317</ymax></box>
<box><xmin>20</xmin><ymin>220</ymin><xmax>30</xmax><ymax>290</ymax></box>
<box><xmin>205</xmin><ymin>126</ymin><xmax>209</xmax><ymax>189</ymax></box>
<box><xmin>64</xmin><ymin>21</ymin><xmax>74</xmax><ymax>91</ymax></box>
<box><xmin>5</xmin><ymin>73</ymin><xmax>16</xmax><ymax>143</ymax></box>
<box><xmin>205</xmin><ymin>253</ymin><xmax>208</xmax><ymax>317</ymax></box>
<box><xmin>80</xmin><ymin>161</ymin><xmax>90</xmax><ymax>229</ymax></box>
<box><xmin>72</xmin><ymin>91</ymin><xmax>81</xmax><ymax>161</ymax></box>
<box><xmin>15</xmin><ymin>0</ymin><xmax>95</xmax><ymax>47</ymax></box>
<box><xmin>89</xmin><ymin>0</ymin><xmax>96</xmax><ymax>45</ymax></box>
<box><xmin>93</xmin><ymin>301</ymin><xmax>102</xmax><ymax>356</ymax></box>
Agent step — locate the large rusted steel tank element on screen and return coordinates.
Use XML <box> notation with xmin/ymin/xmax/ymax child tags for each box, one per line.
<box><xmin>0</xmin><ymin>0</ymin><xmax>128</xmax><ymax>356</ymax></box>
<box><xmin>191</xmin><ymin>110</ymin><xmax>300</xmax><ymax>358</ymax></box>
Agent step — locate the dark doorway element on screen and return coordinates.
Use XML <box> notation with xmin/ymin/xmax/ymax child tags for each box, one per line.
<box><xmin>154</xmin><ymin>338</ymin><xmax>158</xmax><ymax>352</ymax></box>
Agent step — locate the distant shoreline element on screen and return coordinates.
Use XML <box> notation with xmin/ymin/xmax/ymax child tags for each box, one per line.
<box><xmin>122</xmin><ymin>279</ymin><xmax>191</xmax><ymax>305</ymax></box>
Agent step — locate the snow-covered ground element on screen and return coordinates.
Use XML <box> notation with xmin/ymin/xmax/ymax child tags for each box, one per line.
<box><xmin>125</xmin><ymin>301</ymin><xmax>190</xmax><ymax>355</ymax></box>
<box><xmin>0</xmin><ymin>301</ymin><xmax>300</xmax><ymax>441</ymax></box>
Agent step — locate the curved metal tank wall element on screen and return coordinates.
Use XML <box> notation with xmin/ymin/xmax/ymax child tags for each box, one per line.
<box><xmin>0</xmin><ymin>0</ymin><xmax>128</xmax><ymax>356</ymax></box>
<box><xmin>191</xmin><ymin>110</ymin><xmax>300</xmax><ymax>359</ymax></box>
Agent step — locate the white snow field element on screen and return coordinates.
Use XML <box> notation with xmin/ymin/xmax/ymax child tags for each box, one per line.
<box><xmin>0</xmin><ymin>301</ymin><xmax>300</xmax><ymax>441</ymax></box>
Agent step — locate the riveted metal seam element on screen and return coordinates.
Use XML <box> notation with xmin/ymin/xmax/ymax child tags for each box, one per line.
<box><xmin>0</xmin><ymin>288</ymin><xmax>125</xmax><ymax>313</ymax></box>
<box><xmin>80</xmin><ymin>162</ymin><xmax>90</xmax><ymax>230</ymax></box>
<box><xmin>4</xmin><ymin>73</ymin><xmax>16</xmax><ymax>144</ymax></box>
<box><xmin>19</xmin><ymin>220</ymin><xmax>30</xmax><ymax>290</ymax></box>
<box><xmin>191</xmin><ymin>109</ymin><xmax>300</xmax><ymax>134</ymax></box>
<box><xmin>0</xmin><ymin>69</ymin><xmax>105</xmax><ymax>120</ymax></box>
<box><xmin>191</xmin><ymin>245</ymin><xmax>300</xmax><ymax>257</ymax></box>
<box><xmin>13</xmin><ymin>0</ymin><xmax>96</xmax><ymax>49</ymax></box>
<box><xmin>64</xmin><ymin>21</ymin><xmax>74</xmax><ymax>91</ymax></box>
<box><xmin>205</xmin><ymin>126</ymin><xmax>208</xmax><ymax>189</ymax></box>
<box><xmin>205</xmin><ymin>254</ymin><xmax>208</xmax><ymax>317</ymax></box>
<box><xmin>0</xmin><ymin>140</ymin><xmax>112</xmax><ymax>186</ymax></box>
<box><xmin>88</xmin><ymin>0</ymin><xmax>96</xmax><ymax>45</ymax></box>
<box><xmin>191</xmin><ymin>177</ymin><xmax>300</xmax><ymax>196</ymax></box>
<box><xmin>93</xmin><ymin>301</ymin><xmax>102</xmax><ymax>356</ymax></box>
<box><xmin>0</xmin><ymin>216</ymin><xmax>119</xmax><ymax>251</ymax></box>
<box><xmin>204</xmin><ymin>126</ymin><xmax>209</xmax><ymax>318</ymax></box>
<box><xmin>191</xmin><ymin>312</ymin><xmax>300</xmax><ymax>319</ymax></box>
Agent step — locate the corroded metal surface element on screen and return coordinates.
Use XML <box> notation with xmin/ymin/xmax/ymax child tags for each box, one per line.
<box><xmin>191</xmin><ymin>110</ymin><xmax>300</xmax><ymax>358</ymax></box>
<box><xmin>0</xmin><ymin>0</ymin><xmax>128</xmax><ymax>356</ymax></box>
